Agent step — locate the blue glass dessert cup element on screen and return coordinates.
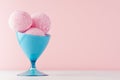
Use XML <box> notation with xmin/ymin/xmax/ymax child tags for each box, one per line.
<box><xmin>16</xmin><ymin>32</ymin><xmax>50</xmax><ymax>76</ymax></box>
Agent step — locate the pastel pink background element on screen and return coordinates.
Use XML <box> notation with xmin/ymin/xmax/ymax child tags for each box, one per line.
<box><xmin>0</xmin><ymin>0</ymin><xmax>120</xmax><ymax>70</ymax></box>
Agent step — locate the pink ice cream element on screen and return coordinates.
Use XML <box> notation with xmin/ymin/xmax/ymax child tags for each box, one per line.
<box><xmin>31</xmin><ymin>13</ymin><xmax>51</xmax><ymax>34</ymax></box>
<box><xmin>8</xmin><ymin>11</ymin><xmax>51</xmax><ymax>36</ymax></box>
<box><xmin>25</xmin><ymin>28</ymin><xmax>45</xmax><ymax>36</ymax></box>
<box><xmin>8</xmin><ymin>11</ymin><xmax>32</xmax><ymax>32</ymax></box>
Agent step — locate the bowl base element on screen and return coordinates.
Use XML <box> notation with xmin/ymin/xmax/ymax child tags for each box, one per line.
<box><xmin>17</xmin><ymin>68</ymin><xmax>48</xmax><ymax>76</ymax></box>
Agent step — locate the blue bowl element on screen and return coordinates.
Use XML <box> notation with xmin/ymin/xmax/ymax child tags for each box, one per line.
<box><xmin>16</xmin><ymin>32</ymin><xmax>50</xmax><ymax>76</ymax></box>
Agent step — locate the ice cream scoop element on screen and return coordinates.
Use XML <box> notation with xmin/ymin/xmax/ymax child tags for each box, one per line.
<box><xmin>8</xmin><ymin>10</ymin><xmax>32</xmax><ymax>32</ymax></box>
<box><xmin>31</xmin><ymin>13</ymin><xmax>51</xmax><ymax>34</ymax></box>
<box><xmin>25</xmin><ymin>28</ymin><xmax>45</xmax><ymax>36</ymax></box>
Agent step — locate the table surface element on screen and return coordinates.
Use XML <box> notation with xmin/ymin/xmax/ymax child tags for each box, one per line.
<box><xmin>0</xmin><ymin>70</ymin><xmax>120</xmax><ymax>80</ymax></box>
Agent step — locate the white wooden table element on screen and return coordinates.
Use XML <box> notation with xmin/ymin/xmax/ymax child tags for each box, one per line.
<box><xmin>0</xmin><ymin>70</ymin><xmax>120</xmax><ymax>80</ymax></box>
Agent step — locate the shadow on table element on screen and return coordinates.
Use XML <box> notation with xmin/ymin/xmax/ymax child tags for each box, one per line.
<box><xmin>17</xmin><ymin>76</ymin><xmax>49</xmax><ymax>80</ymax></box>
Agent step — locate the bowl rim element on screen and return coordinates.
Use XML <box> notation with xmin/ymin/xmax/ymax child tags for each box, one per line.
<box><xmin>16</xmin><ymin>32</ymin><xmax>50</xmax><ymax>37</ymax></box>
